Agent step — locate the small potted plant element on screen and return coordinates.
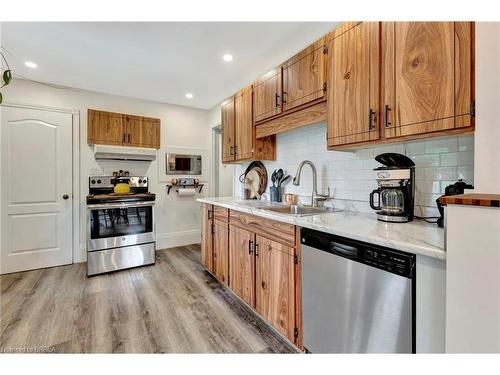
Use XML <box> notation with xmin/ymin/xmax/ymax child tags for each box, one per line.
<box><xmin>0</xmin><ymin>48</ymin><xmax>13</xmax><ymax>104</ymax></box>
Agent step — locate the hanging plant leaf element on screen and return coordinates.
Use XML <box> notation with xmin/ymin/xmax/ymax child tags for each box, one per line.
<box><xmin>0</xmin><ymin>91</ymin><xmax>3</xmax><ymax>104</ymax></box>
<box><xmin>3</xmin><ymin>69</ymin><xmax>12</xmax><ymax>85</ymax></box>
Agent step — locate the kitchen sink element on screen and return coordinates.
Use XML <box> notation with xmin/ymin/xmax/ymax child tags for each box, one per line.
<box><xmin>260</xmin><ymin>205</ymin><xmax>338</xmax><ymax>217</ymax></box>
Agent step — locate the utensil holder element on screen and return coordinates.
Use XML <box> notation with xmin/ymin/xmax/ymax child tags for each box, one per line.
<box><xmin>270</xmin><ymin>186</ymin><xmax>282</xmax><ymax>202</ymax></box>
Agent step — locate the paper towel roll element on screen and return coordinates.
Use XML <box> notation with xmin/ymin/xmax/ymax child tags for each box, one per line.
<box><xmin>177</xmin><ymin>188</ymin><xmax>196</xmax><ymax>196</ymax></box>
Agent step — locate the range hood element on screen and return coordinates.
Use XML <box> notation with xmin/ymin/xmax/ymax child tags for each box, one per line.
<box><xmin>93</xmin><ymin>145</ymin><xmax>156</xmax><ymax>161</ymax></box>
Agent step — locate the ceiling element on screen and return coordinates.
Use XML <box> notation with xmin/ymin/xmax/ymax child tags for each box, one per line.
<box><xmin>1</xmin><ymin>22</ymin><xmax>339</xmax><ymax>109</ymax></box>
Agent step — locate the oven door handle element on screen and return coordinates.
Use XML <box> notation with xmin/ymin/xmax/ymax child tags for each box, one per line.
<box><xmin>87</xmin><ymin>201</ymin><xmax>155</xmax><ymax>210</ymax></box>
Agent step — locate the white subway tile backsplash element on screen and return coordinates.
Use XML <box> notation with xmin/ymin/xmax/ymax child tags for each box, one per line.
<box><xmin>424</xmin><ymin>137</ymin><xmax>458</xmax><ymax>154</ymax></box>
<box><xmin>440</xmin><ymin>152</ymin><xmax>458</xmax><ymax>166</ymax></box>
<box><xmin>411</xmin><ymin>154</ymin><xmax>440</xmax><ymax>167</ymax></box>
<box><xmin>233</xmin><ymin>123</ymin><xmax>474</xmax><ymax>216</ymax></box>
<box><xmin>458</xmin><ymin>135</ymin><xmax>474</xmax><ymax>151</ymax></box>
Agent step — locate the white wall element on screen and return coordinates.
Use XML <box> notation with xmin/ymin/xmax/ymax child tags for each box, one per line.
<box><xmin>475</xmin><ymin>22</ymin><xmax>500</xmax><ymax>194</ymax></box>
<box><xmin>2</xmin><ymin>78</ymin><xmax>213</xmax><ymax>262</ymax></box>
<box><xmin>208</xmin><ymin>104</ymin><xmax>233</xmax><ymax>197</ymax></box>
<box><xmin>233</xmin><ymin>123</ymin><xmax>474</xmax><ymax>217</ymax></box>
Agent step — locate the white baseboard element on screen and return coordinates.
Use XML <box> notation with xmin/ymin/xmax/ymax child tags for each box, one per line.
<box><xmin>156</xmin><ymin>229</ymin><xmax>201</xmax><ymax>250</ymax></box>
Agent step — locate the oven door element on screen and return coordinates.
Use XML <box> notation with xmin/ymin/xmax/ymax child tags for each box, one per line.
<box><xmin>87</xmin><ymin>201</ymin><xmax>155</xmax><ymax>251</ymax></box>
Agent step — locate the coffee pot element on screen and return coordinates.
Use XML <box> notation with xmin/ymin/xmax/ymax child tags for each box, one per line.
<box><xmin>370</xmin><ymin>153</ymin><xmax>415</xmax><ymax>223</ymax></box>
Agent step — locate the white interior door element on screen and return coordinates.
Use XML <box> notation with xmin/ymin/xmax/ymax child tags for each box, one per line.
<box><xmin>1</xmin><ymin>106</ymin><xmax>73</xmax><ymax>274</ymax></box>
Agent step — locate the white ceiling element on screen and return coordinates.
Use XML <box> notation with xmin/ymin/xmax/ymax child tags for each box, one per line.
<box><xmin>1</xmin><ymin>22</ymin><xmax>339</xmax><ymax>109</ymax></box>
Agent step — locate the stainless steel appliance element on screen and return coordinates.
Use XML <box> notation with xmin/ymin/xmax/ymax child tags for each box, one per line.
<box><xmin>301</xmin><ymin>228</ymin><xmax>415</xmax><ymax>353</ymax></box>
<box><xmin>86</xmin><ymin>176</ymin><xmax>155</xmax><ymax>276</ymax></box>
<box><xmin>166</xmin><ymin>153</ymin><xmax>202</xmax><ymax>175</ymax></box>
<box><xmin>370</xmin><ymin>153</ymin><xmax>415</xmax><ymax>223</ymax></box>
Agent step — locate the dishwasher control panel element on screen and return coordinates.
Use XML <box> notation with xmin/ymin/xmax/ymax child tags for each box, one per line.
<box><xmin>364</xmin><ymin>248</ymin><xmax>413</xmax><ymax>276</ymax></box>
<box><xmin>301</xmin><ymin>227</ymin><xmax>415</xmax><ymax>278</ymax></box>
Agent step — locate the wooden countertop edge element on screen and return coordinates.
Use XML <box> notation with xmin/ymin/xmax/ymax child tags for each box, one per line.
<box><xmin>440</xmin><ymin>194</ymin><xmax>500</xmax><ymax>207</ymax></box>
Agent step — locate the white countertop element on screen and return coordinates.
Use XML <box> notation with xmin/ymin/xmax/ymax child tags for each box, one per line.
<box><xmin>197</xmin><ymin>197</ymin><xmax>446</xmax><ymax>260</ymax></box>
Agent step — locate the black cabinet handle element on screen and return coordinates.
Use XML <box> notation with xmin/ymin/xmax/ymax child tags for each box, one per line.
<box><xmin>123</xmin><ymin>134</ymin><xmax>126</xmax><ymax>142</ymax></box>
<box><xmin>275</xmin><ymin>93</ymin><xmax>280</xmax><ymax>108</ymax></box>
<box><xmin>248</xmin><ymin>240</ymin><xmax>254</xmax><ymax>255</ymax></box>
<box><xmin>62</xmin><ymin>194</ymin><xmax>69</xmax><ymax>200</ymax></box>
<box><xmin>282</xmin><ymin>91</ymin><xmax>287</xmax><ymax>104</ymax></box>
<box><xmin>384</xmin><ymin>105</ymin><xmax>392</xmax><ymax>128</ymax></box>
<box><xmin>207</xmin><ymin>209</ymin><xmax>212</xmax><ymax>220</ymax></box>
<box><xmin>255</xmin><ymin>243</ymin><xmax>259</xmax><ymax>256</ymax></box>
<box><xmin>368</xmin><ymin>109</ymin><xmax>376</xmax><ymax>130</ymax></box>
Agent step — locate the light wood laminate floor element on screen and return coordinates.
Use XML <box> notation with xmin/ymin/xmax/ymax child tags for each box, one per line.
<box><xmin>0</xmin><ymin>245</ymin><xmax>296</xmax><ymax>353</ymax></box>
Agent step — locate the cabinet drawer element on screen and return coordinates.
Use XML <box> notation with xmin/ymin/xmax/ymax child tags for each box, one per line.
<box><xmin>229</xmin><ymin>210</ymin><xmax>295</xmax><ymax>247</ymax></box>
<box><xmin>214</xmin><ymin>207</ymin><xmax>229</xmax><ymax>222</ymax></box>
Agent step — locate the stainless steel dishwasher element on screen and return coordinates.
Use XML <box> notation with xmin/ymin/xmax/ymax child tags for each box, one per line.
<box><xmin>301</xmin><ymin>228</ymin><xmax>416</xmax><ymax>353</ymax></box>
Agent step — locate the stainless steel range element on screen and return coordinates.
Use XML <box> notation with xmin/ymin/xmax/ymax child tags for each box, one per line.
<box><xmin>86</xmin><ymin>176</ymin><xmax>155</xmax><ymax>276</ymax></box>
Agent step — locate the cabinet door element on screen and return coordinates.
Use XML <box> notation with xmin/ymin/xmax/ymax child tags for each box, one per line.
<box><xmin>282</xmin><ymin>38</ymin><xmax>327</xmax><ymax>112</ymax></box>
<box><xmin>383</xmin><ymin>22</ymin><xmax>473</xmax><ymax>137</ymax></box>
<box><xmin>213</xmin><ymin>220</ymin><xmax>229</xmax><ymax>285</ymax></box>
<box><xmin>126</xmin><ymin>115</ymin><xmax>160</xmax><ymax>149</ymax></box>
<box><xmin>253</xmin><ymin>68</ymin><xmax>282</xmax><ymax>123</ymax></box>
<box><xmin>221</xmin><ymin>97</ymin><xmax>235</xmax><ymax>163</ymax></box>
<box><xmin>327</xmin><ymin>22</ymin><xmax>380</xmax><ymax>147</ymax></box>
<box><xmin>229</xmin><ymin>225</ymin><xmax>255</xmax><ymax>306</ymax></box>
<box><xmin>200</xmin><ymin>204</ymin><xmax>213</xmax><ymax>272</ymax></box>
<box><xmin>234</xmin><ymin>86</ymin><xmax>254</xmax><ymax>161</ymax></box>
<box><xmin>255</xmin><ymin>236</ymin><xmax>295</xmax><ymax>341</ymax></box>
<box><xmin>87</xmin><ymin>109</ymin><xmax>126</xmax><ymax>146</ymax></box>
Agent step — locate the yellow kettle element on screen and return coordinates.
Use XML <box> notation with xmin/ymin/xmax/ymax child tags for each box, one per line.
<box><xmin>114</xmin><ymin>180</ymin><xmax>131</xmax><ymax>194</ymax></box>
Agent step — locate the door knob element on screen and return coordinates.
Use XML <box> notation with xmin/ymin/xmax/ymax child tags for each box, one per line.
<box><xmin>63</xmin><ymin>194</ymin><xmax>70</xmax><ymax>200</ymax></box>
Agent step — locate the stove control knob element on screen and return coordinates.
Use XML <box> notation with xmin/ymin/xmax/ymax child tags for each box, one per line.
<box><xmin>91</xmin><ymin>179</ymin><xmax>96</xmax><ymax>184</ymax></box>
<box><xmin>138</xmin><ymin>179</ymin><xmax>142</xmax><ymax>184</ymax></box>
<box><xmin>97</xmin><ymin>179</ymin><xmax>101</xmax><ymax>184</ymax></box>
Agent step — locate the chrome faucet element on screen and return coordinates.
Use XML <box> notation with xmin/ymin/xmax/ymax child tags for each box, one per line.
<box><xmin>292</xmin><ymin>160</ymin><xmax>330</xmax><ymax>207</ymax></box>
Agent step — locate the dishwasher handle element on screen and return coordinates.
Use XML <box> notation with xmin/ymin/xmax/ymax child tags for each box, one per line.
<box><xmin>331</xmin><ymin>242</ymin><xmax>359</xmax><ymax>259</ymax></box>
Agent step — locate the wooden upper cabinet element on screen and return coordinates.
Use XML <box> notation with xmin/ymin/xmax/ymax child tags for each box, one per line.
<box><xmin>213</xmin><ymin>220</ymin><xmax>229</xmax><ymax>286</ymax></box>
<box><xmin>125</xmin><ymin>115</ymin><xmax>160</xmax><ymax>149</ymax></box>
<box><xmin>201</xmin><ymin>204</ymin><xmax>214</xmax><ymax>273</ymax></box>
<box><xmin>253</xmin><ymin>68</ymin><xmax>283</xmax><ymax>123</ymax></box>
<box><xmin>221</xmin><ymin>97</ymin><xmax>235</xmax><ymax>162</ymax></box>
<box><xmin>234</xmin><ymin>86</ymin><xmax>254</xmax><ymax>161</ymax></box>
<box><xmin>229</xmin><ymin>225</ymin><xmax>255</xmax><ymax>307</ymax></box>
<box><xmin>327</xmin><ymin>22</ymin><xmax>380</xmax><ymax>147</ymax></box>
<box><xmin>88</xmin><ymin>109</ymin><xmax>160</xmax><ymax>149</ymax></box>
<box><xmin>282</xmin><ymin>37</ymin><xmax>327</xmax><ymax>112</ymax></box>
<box><xmin>88</xmin><ymin>109</ymin><xmax>125</xmax><ymax>146</ymax></box>
<box><xmin>381</xmin><ymin>22</ymin><xmax>474</xmax><ymax>138</ymax></box>
<box><xmin>255</xmin><ymin>235</ymin><xmax>295</xmax><ymax>341</ymax></box>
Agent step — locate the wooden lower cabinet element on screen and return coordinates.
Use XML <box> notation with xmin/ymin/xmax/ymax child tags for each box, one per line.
<box><xmin>200</xmin><ymin>204</ymin><xmax>213</xmax><ymax>272</ymax></box>
<box><xmin>229</xmin><ymin>226</ymin><xmax>255</xmax><ymax>306</ymax></box>
<box><xmin>200</xmin><ymin>206</ymin><xmax>300</xmax><ymax>347</ymax></box>
<box><xmin>213</xmin><ymin>220</ymin><xmax>229</xmax><ymax>285</ymax></box>
<box><xmin>255</xmin><ymin>235</ymin><xmax>296</xmax><ymax>341</ymax></box>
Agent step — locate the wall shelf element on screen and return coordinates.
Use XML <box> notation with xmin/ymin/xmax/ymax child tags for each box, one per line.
<box><xmin>166</xmin><ymin>184</ymin><xmax>204</xmax><ymax>195</ymax></box>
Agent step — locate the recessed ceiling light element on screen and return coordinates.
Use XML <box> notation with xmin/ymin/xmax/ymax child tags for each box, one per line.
<box><xmin>222</xmin><ymin>54</ymin><xmax>233</xmax><ymax>62</ymax></box>
<box><xmin>25</xmin><ymin>61</ymin><xmax>38</xmax><ymax>69</ymax></box>
<box><xmin>185</xmin><ymin>93</ymin><xmax>193</xmax><ymax>99</ymax></box>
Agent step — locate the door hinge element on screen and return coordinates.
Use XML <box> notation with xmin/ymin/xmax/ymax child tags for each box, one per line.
<box><xmin>323</xmin><ymin>82</ymin><xmax>327</xmax><ymax>92</ymax></box>
<box><xmin>294</xmin><ymin>328</ymin><xmax>299</xmax><ymax>338</ymax></box>
<box><xmin>294</xmin><ymin>255</ymin><xmax>298</xmax><ymax>264</ymax></box>
<box><xmin>211</xmin><ymin>224</ymin><xmax>214</xmax><ymax>235</ymax></box>
<box><xmin>323</xmin><ymin>46</ymin><xmax>328</xmax><ymax>54</ymax></box>
<box><xmin>470</xmin><ymin>101</ymin><xmax>476</xmax><ymax>117</ymax></box>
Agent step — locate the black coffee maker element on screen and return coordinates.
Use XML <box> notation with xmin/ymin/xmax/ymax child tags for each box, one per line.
<box><xmin>370</xmin><ymin>153</ymin><xmax>415</xmax><ymax>223</ymax></box>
